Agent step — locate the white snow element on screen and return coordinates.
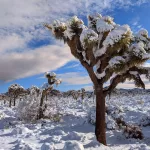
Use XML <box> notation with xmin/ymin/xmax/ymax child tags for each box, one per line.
<box><xmin>80</xmin><ymin>28</ymin><xmax>98</xmax><ymax>48</ymax></box>
<box><xmin>103</xmin><ymin>25</ymin><xmax>132</xmax><ymax>47</ymax></box>
<box><xmin>136</xmin><ymin>29</ymin><xmax>148</xmax><ymax>41</ymax></box>
<box><xmin>64</xmin><ymin>16</ymin><xmax>84</xmax><ymax>40</ymax></box>
<box><xmin>95</xmin><ymin>60</ymin><xmax>101</xmax><ymax>70</ymax></box>
<box><xmin>51</xmin><ymin>20</ymin><xmax>66</xmax><ymax>34</ymax></box>
<box><xmin>93</xmin><ymin>46</ymin><xmax>107</xmax><ymax>58</ymax></box>
<box><xmin>93</xmin><ymin>25</ymin><xmax>132</xmax><ymax>58</ymax></box>
<box><xmin>41</xmin><ymin>143</ymin><xmax>56</xmax><ymax>150</ymax></box>
<box><xmin>96</xmin><ymin>19</ymin><xmax>114</xmax><ymax>33</ymax></box>
<box><xmin>95</xmin><ymin>70</ymin><xmax>106</xmax><ymax>79</ymax></box>
<box><xmin>63</xmin><ymin>141</ymin><xmax>84</xmax><ymax>150</ymax></box>
<box><xmin>109</xmin><ymin>56</ymin><xmax>125</xmax><ymax>68</ymax></box>
<box><xmin>45</xmin><ymin>72</ymin><xmax>56</xmax><ymax>77</ymax></box>
<box><xmin>130</xmin><ymin>41</ymin><xmax>147</xmax><ymax>58</ymax></box>
<box><xmin>0</xmin><ymin>90</ymin><xmax>150</xmax><ymax>150</ymax></box>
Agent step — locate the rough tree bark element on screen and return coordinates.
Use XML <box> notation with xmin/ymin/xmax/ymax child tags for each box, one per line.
<box><xmin>13</xmin><ymin>96</ymin><xmax>16</xmax><ymax>106</ymax></box>
<box><xmin>37</xmin><ymin>91</ymin><xmax>45</xmax><ymax>120</ymax></box>
<box><xmin>9</xmin><ymin>98</ymin><xmax>11</xmax><ymax>107</ymax></box>
<box><xmin>95</xmin><ymin>85</ymin><xmax>106</xmax><ymax>145</ymax></box>
<box><xmin>38</xmin><ymin>88</ymin><xmax>51</xmax><ymax>120</ymax></box>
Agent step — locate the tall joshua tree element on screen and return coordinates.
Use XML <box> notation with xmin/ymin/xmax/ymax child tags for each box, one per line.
<box><xmin>37</xmin><ymin>72</ymin><xmax>61</xmax><ymax>119</ymax></box>
<box><xmin>45</xmin><ymin>13</ymin><xmax>150</xmax><ymax>145</ymax></box>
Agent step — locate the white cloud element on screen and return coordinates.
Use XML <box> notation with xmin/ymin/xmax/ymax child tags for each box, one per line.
<box><xmin>65</xmin><ymin>63</ymin><xmax>80</xmax><ymax>69</ymax></box>
<box><xmin>0</xmin><ymin>44</ymin><xmax>75</xmax><ymax>81</ymax></box>
<box><xmin>0</xmin><ymin>34</ymin><xmax>28</xmax><ymax>53</ymax></box>
<box><xmin>84</xmin><ymin>85</ymin><xmax>93</xmax><ymax>91</ymax></box>
<box><xmin>58</xmin><ymin>72</ymin><xmax>92</xmax><ymax>85</ymax></box>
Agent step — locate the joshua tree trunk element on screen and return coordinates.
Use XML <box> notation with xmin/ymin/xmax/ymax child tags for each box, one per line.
<box><xmin>38</xmin><ymin>92</ymin><xmax>45</xmax><ymax>119</ymax></box>
<box><xmin>9</xmin><ymin>98</ymin><xmax>11</xmax><ymax>107</ymax></box>
<box><xmin>46</xmin><ymin>94</ymin><xmax>47</xmax><ymax>101</ymax></box>
<box><xmin>95</xmin><ymin>85</ymin><xmax>106</xmax><ymax>145</ymax></box>
<box><xmin>13</xmin><ymin>97</ymin><xmax>16</xmax><ymax>106</ymax></box>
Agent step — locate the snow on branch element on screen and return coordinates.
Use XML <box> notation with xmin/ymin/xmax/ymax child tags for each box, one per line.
<box><xmin>96</xmin><ymin>19</ymin><xmax>114</xmax><ymax>33</ymax></box>
<box><xmin>129</xmin><ymin>41</ymin><xmax>149</xmax><ymax>59</ymax></box>
<box><xmin>109</xmin><ymin>56</ymin><xmax>126</xmax><ymax>68</ymax></box>
<box><xmin>103</xmin><ymin>25</ymin><xmax>132</xmax><ymax>47</ymax></box>
<box><xmin>9</xmin><ymin>84</ymin><xmax>24</xmax><ymax>91</ymax></box>
<box><xmin>136</xmin><ymin>29</ymin><xmax>148</xmax><ymax>41</ymax></box>
<box><xmin>80</xmin><ymin>28</ymin><xmax>98</xmax><ymax>49</ymax></box>
<box><xmin>93</xmin><ymin>46</ymin><xmax>107</xmax><ymax>58</ymax></box>
<box><xmin>64</xmin><ymin>16</ymin><xmax>84</xmax><ymax>40</ymax></box>
<box><xmin>82</xmin><ymin>51</ymin><xmax>91</xmax><ymax>65</ymax></box>
<box><xmin>95</xmin><ymin>70</ymin><xmax>106</xmax><ymax>79</ymax></box>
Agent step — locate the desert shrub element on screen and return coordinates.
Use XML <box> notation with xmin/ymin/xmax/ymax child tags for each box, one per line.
<box><xmin>88</xmin><ymin>106</ymin><xmax>96</xmax><ymax>125</ymax></box>
<box><xmin>17</xmin><ymin>93</ymin><xmax>40</xmax><ymax>122</ymax></box>
<box><xmin>116</xmin><ymin>117</ymin><xmax>126</xmax><ymax>128</ymax></box>
<box><xmin>123</xmin><ymin>124</ymin><xmax>143</xmax><ymax>140</ymax></box>
<box><xmin>17</xmin><ymin>88</ymin><xmax>63</xmax><ymax>122</ymax></box>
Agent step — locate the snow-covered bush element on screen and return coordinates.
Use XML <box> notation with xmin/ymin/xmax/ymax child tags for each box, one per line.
<box><xmin>17</xmin><ymin>86</ymin><xmax>41</xmax><ymax>122</ymax></box>
<box><xmin>17</xmin><ymin>72</ymin><xmax>62</xmax><ymax>122</ymax></box>
<box><xmin>123</xmin><ymin>124</ymin><xmax>143</xmax><ymax>140</ymax></box>
<box><xmin>88</xmin><ymin>106</ymin><xmax>96</xmax><ymax>125</ymax></box>
<box><xmin>17</xmin><ymin>88</ymin><xmax>61</xmax><ymax>122</ymax></box>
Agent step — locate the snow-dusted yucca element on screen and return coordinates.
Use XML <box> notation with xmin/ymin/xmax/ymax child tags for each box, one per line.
<box><xmin>8</xmin><ymin>84</ymin><xmax>27</xmax><ymax>107</ymax></box>
<box><xmin>37</xmin><ymin>72</ymin><xmax>62</xmax><ymax>119</ymax></box>
<box><xmin>45</xmin><ymin>13</ymin><xmax>150</xmax><ymax>145</ymax></box>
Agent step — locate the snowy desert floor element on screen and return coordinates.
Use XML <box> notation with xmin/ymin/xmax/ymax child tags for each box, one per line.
<box><xmin>0</xmin><ymin>93</ymin><xmax>150</xmax><ymax>150</ymax></box>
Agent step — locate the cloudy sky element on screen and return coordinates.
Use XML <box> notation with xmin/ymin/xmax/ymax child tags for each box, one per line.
<box><xmin>1</xmin><ymin>0</ymin><xmax>150</xmax><ymax>93</ymax></box>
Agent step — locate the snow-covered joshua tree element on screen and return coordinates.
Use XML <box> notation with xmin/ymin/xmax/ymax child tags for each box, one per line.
<box><xmin>37</xmin><ymin>72</ymin><xmax>62</xmax><ymax>119</ymax></box>
<box><xmin>45</xmin><ymin>13</ymin><xmax>150</xmax><ymax>145</ymax></box>
<box><xmin>8</xmin><ymin>84</ymin><xmax>27</xmax><ymax>107</ymax></box>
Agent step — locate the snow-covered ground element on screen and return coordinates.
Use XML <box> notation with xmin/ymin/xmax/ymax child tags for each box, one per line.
<box><xmin>0</xmin><ymin>92</ymin><xmax>150</xmax><ymax>150</ymax></box>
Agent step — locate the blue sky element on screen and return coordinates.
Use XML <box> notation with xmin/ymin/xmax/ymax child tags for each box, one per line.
<box><xmin>1</xmin><ymin>0</ymin><xmax>150</xmax><ymax>93</ymax></box>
